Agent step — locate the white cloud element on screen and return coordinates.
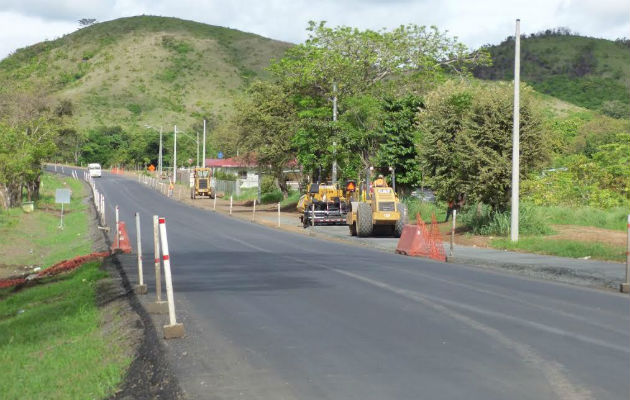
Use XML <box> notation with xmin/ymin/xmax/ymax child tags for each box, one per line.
<box><xmin>0</xmin><ymin>0</ymin><xmax>628</xmax><ymax>60</ymax></box>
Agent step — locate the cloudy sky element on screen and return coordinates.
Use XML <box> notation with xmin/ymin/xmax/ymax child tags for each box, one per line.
<box><xmin>0</xmin><ymin>0</ymin><xmax>628</xmax><ymax>60</ymax></box>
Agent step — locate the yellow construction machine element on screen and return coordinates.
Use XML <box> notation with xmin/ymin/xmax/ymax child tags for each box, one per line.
<box><xmin>297</xmin><ymin>182</ymin><xmax>353</xmax><ymax>227</ymax></box>
<box><xmin>346</xmin><ymin>175</ymin><xmax>407</xmax><ymax>237</ymax></box>
<box><xmin>190</xmin><ymin>167</ymin><xmax>214</xmax><ymax>199</ymax></box>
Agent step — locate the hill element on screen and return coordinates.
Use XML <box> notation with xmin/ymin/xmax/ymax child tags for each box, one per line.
<box><xmin>0</xmin><ymin>16</ymin><xmax>292</xmax><ymax>132</ymax></box>
<box><xmin>473</xmin><ymin>31</ymin><xmax>630</xmax><ymax>115</ymax></box>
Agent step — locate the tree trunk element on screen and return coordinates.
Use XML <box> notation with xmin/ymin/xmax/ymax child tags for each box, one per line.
<box><xmin>275</xmin><ymin>171</ymin><xmax>289</xmax><ymax>200</ymax></box>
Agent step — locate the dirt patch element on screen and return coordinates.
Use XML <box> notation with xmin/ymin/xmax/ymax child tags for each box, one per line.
<box><xmin>548</xmin><ymin>225</ymin><xmax>625</xmax><ymax>247</ymax></box>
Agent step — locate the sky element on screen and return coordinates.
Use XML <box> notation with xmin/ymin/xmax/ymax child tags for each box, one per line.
<box><xmin>0</xmin><ymin>0</ymin><xmax>628</xmax><ymax>60</ymax></box>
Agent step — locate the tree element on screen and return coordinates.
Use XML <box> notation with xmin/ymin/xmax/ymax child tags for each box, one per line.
<box><xmin>418</xmin><ymin>81</ymin><xmax>549</xmax><ymax>211</ymax></box>
<box><xmin>235</xmin><ymin>81</ymin><xmax>298</xmax><ymax>198</ymax></box>
<box><xmin>0</xmin><ymin>92</ymin><xmax>58</xmax><ymax>207</ymax></box>
<box><xmin>376</xmin><ymin>95</ymin><xmax>424</xmax><ymax>193</ymax></box>
<box><xmin>78</xmin><ymin>19</ymin><xmax>96</xmax><ymax>27</ymax></box>
<box><xmin>268</xmin><ymin>21</ymin><xmax>490</xmax><ymax>180</ymax></box>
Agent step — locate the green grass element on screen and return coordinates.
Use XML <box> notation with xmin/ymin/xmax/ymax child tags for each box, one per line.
<box><xmin>0</xmin><ymin>173</ymin><xmax>91</xmax><ymax>267</ymax></box>
<box><xmin>533</xmin><ymin>205</ymin><xmax>628</xmax><ymax>231</ymax></box>
<box><xmin>491</xmin><ymin>237</ymin><xmax>625</xmax><ymax>262</ymax></box>
<box><xmin>402</xmin><ymin>197</ymin><xmax>447</xmax><ymax>223</ymax></box>
<box><xmin>0</xmin><ymin>262</ymin><xmax>130</xmax><ymax>399</ymax></box>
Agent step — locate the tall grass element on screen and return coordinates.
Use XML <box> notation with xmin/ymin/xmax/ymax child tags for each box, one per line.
<box><xmin>492</xmin><ymin>237</ymin><xmax>625</xmax><ymax>262</ymax></box>
<box><xmin>402</xmin><ymin>197</ymin><xmax>446</xmax><ymax>223</ymax></box>
<box><xmin>534</xmin><ymin>205</ymin><xmax>628</xmax><ymax>231</ymax></box>
<box><xmin>459</xmin><ymin>203</ymin><xmax>553</xmax><ymax>236</ymax></box>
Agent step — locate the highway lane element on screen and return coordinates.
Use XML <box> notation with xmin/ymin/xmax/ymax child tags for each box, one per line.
<box><xmin>59</xmin><ymin>168</ymin><xmax>629</xmax><ymax>400</ymax></box>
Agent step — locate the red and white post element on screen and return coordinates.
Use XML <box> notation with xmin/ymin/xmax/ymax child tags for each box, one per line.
<box><xmin>115</xmin><ymin>205</ymin><xmax>120</xmax><ymax>248</ymax></box>
<box><xmin>134</xmin><ymin>212</ymin><xmax>147</xmax><ymax>294</ymax></box>
<box><xmin>158</xmin><ymin>217</ymin><xmax>185</xmax><ymax>338</ymax></box>
<box><xmin>147</xmin><ymin>215</ymin><xmax>168</xmax><ymax>314</ymax></box>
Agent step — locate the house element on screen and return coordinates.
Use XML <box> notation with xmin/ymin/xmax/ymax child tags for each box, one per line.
<box><xmin>205</xmin><ymin>157</ymin><xmax>259</xmax><ymax>188</ymax></box>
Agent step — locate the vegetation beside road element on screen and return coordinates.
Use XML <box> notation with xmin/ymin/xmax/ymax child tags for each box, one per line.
<box><xmin>0</xmin><ymin>172</ymin><xmax>132</xmax><ymax>399</ymax></box>
<box><xmin>0</xmin><ymin>262</ymin><xmax>130</xmax><ymax>400</ymax></box>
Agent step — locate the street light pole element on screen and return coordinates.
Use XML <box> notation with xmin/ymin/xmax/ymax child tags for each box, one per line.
<box><xmin>173</xmin><ymin>125</ymin><xmax>177</xmax><ymax>183</ymax></box>
<box><xmin>332</xmin><ymin>83</ymin><xmax>338</xmax><ymax>185</ymax></box>
<box><xmin>510</xmin><ymin>19</ymin><xmax>521</xmax><ymax>243</ymax></box>
<box><xmin>203</xmin><ymin>119</ymin><xmax>207</xmax><ymax>168</ymax></box>
<box><xmin>158</xmin><ymin>127</ymin><xmax>163</xmax><ymax>177</ymax></box>
<box><xmin>196</xmin><ymin>131</ymin><xmax>199</xmax><ymax>168</ymax></box>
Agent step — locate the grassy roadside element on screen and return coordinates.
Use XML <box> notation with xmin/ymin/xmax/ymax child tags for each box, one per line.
<box><xmin>0</xmin><ymin>262</ymin><xmax>130</xmax><ymax>399</ymax></box>
<box><xmin>0</xmin><ymin>172</ymin><xmax>131</xmax><ymax>399</ymax></box>
<box><xmin>491</xmin><ymin>237</ymin><xmax>625</xmax><ymax>262</ymax></box>
<box><xmin>0</xmin><ymin>173</ymin><xmax>91</xmax><ymax>269</ymax></box>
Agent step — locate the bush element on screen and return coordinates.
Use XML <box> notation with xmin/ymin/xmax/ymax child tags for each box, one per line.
<box><xmin>214</xmin><ymin>170</ymin><xmax>236</xmax><ymax>181</ymax></box>
<box><xmin>402</xmin><ymin>197</ymin><xmax>446</xmax><ymax>223</ymax></box>
<box><xmin>459</xmin><ymin>203</ymin><xmax>552</xmax><ymax>236</ymax></box>
<box><xmin>261</xmin><ymin>190</ymin><xmax>283</xmax><ymax>204</ymax></box>
<box><xmin>260</xmin><ymin>175</ymin><xmax>276</xmax><ymax>194</ymax></box>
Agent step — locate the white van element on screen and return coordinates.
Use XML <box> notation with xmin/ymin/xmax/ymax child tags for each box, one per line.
<box><xmin>88</xmin><ymin>163</ymin><xmax>102</xmax><ymax>178</ymax></box>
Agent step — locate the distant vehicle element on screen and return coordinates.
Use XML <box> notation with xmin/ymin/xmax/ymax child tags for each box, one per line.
<box><xmin>88</xmin><ymin>163</ymin><xmax>102</xmax><ymax>178</ymax></box>
<box><xmin>410</xmin><ymin>188</ymin><xmax>435</xmax><ymax>203</ymax></box>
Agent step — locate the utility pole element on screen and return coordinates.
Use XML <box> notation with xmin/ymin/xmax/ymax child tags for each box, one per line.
<box><xmin>510</xmin><ymin>19</ymin><xmax>521</xmax><ymax>242</ymax></box>
<box><xmin>196</xmin><ymin>131</ymin><xmax>199</xmax><ymax>168</ymax></box>
<box><xmin>158</xmin><ymin>127</ymin><xmax>163</xmax><ymax>178</ymax></box>
<box><xmin>332</xmin><ymin>83</ymin><xmax>338</xmax><ymax>185</ymax></box>
<box><xmin>173</xmin><ymin>125</ymin><xmax>177</xmax><ymax>183</ymax></box>
<box><xmin>202</xmin><ymin>119</ymin><xmax>207</xmax><ymax>168</ymax></box>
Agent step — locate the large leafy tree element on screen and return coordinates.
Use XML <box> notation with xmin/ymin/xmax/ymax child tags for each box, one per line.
<box><xmin>418</xmin><ymin>81</ymin><xmax>549</xmax><ymax>211</ymax></box>
<box><xmin>268</xmin><ymin>21</ymin><xmax>489</xmax><ymax>181</ymax></box>
<box><xmin>235</xmin><ymin>81</ymin><xmax>298</xmax><ymax>198</ymax></box>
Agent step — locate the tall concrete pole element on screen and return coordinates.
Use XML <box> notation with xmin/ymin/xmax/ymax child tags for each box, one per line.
<box><xmin>196</xmin><ymin>131</ymin><xmax>200</xmax><ymax>168</ymax></box>
<box><xmin>332</xmin><ymin>83</ymin><xmax>338</xmax><ymax>185</ymax></box>
<box><xmin>202</xmin><ymin>119</ymin><xmax>207</xmax><ymax>168</ymax></box>
<box><xmin>173</xmin><ymin>125</ymin><xmax>177</xmax><ymax>183</ymax></box>
<box><xmin>158</xmin><ymin>127</ymin><xmax>163</xmax><ymax>177</ymax></box>
<box><xmin>510</xmin><ymin>19</ymin><xmax>521</xmax><ymax>242</ymax></box>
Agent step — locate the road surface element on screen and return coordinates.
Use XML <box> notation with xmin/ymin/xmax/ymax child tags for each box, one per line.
<box><xmin>59</xmin><ymin>168</ymin><xmax>630</xmax><ymax>400</ymax></box>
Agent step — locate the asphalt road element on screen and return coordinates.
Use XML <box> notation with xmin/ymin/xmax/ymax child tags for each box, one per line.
<box><xmin>58</xmin><ymin>168</ymin><xmax>630</xmax><ymax>400</ymax></box>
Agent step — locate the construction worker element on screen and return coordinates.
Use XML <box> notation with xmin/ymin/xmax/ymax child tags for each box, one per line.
<box><xmin>373</xmin><ymin>174</ymin><xmax>387</xmax><ymax>187</ymax></box>
<box><xmin>168</xmin><ymin>180</ymin><xmax>174</xmax><ymax>197</ymax></box>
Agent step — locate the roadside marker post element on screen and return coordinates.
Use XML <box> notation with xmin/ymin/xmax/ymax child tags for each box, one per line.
<box><xmin>115</xmin><ymin>205</ymin><xmax>120</xmax><ymax>249</ymax></box>
<box><xmin>450</xmin><ymin>210</ymin><xmax>457</xmax><ymax>258</ymax></box>
<box><xmin>278</xmin><ymin>202</ymin><xmax>281</xmax><ymax>227</ymax></box>
<box><xmin>145</xmin><ymin>215</ymin><xmax>168</xmax><ymax>314</ymax></box>
<box><xmin>230</xmin><ymin>196</ymin><xmax>233</xmax><ymax>215</ymax></box>
<box><xmin>252</xmin><ymin>199</ymin><xmax>256</xmax><ymax>222</ymax></box>
<box><xmin>312</xmin><ymin>204</ymin><xmax>315</xmax><ymax>227</ymax></box>
<box><xmin>158</xmin><ymin>217</ymin><xmax>185</xmax><ymax>338</ymax></box>
<box><xmin>621</xmin><ymin>214</ymin><xmax>630</xmax><ymax>293</ymax></box>
<box><xmin>100</xmin><ymin>196</ymin><xmax>106</xmax><ymax>227</ymax></box>
<box><xmin>134</xmin><ymin>212</ymin><xmax>147</xmax><ymax>295</ymax></box>
<box><xmin>213</xmin><ymin>194</ymin><xmax>217</xmax><ymax>210</ymax></box>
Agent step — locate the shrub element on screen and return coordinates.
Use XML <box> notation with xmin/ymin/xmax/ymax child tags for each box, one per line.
<box><xmin>260</xmin><ymin>175</ymin><xmax>276</xmax><ymax>194</ymax></box>
<box><xmin>459</xmin><ymin>203</ymin><xmax>552</xmax><ymax>236</ymax></box>
<box><xmin>261</xmin><ymin>190</ymin><xmax>283</xmax><ymax>204</ymax></box>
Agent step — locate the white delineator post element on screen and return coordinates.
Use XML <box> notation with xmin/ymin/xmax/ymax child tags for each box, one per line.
<box><xmin>449</xmin><ymin>210</ymin><xmax>457</xmax><ymax>258</ymax></box>
<box><xmin>134</xmin><ymin>213</ymin><xmax>147</xmax><ymax>294</ymax></box>
<box><xmin>510</xmin><ymin>18</ymin><xmax>521</xmax><ymax>243</ymax></box>
<box><xmin>230</xmin><ymin>195</ymin><xmax>233</xmax><ymax>215</ymax></box>
<box><xmin>252</xmin><ymin>199</ymin><xmax>256</xmax><ymax>222</ymax></box>
<box><xmin>621</xmin><ymin>214</ymin><xmax>630</xmax><ymax>293</ymax></box>
<box><xmin>277</xmin><ymin>202</ymin><xmax>281</xmax><ymax>227</ymax></box>
<box><xmin>158</xmin><ymin>217</ymin><xmax>185</xmax><ymax>338</ymax></box>
<box><xmin>147</xmin><ymin>215</ymin><xmax>168</xmax><ymax>314</ymax></box>
<box><xmin>100</xmin><ymin>196</ymin><xmax>106</xmax><ymax>226</ymax></box>
<box><xmin>312</xmin><ymin>203</ymin><xmax>315</xmax><ymax>227</ymax></box>
<box><xmin>115</xmin><ymin>205</ymin><xmax>120</xmax><ymax>248</ymax></box>
<box><xmin>213</xmin><ymin>194</ymin><xmax>217</xmax><ymax>210</ymax></box>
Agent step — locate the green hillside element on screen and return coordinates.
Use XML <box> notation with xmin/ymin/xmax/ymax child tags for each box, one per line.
<box><xmin>0</xmin><ymin>16</ymin><xmax>291</xmax><ymax>131</ymax></box>
<box><xmin>473</xmin><ymin>32</ymin><xmax>630</xmax><ymax>115</ymax></box>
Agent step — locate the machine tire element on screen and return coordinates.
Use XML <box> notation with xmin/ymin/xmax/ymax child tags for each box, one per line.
<box><xmin>394</xmin><ymin>203</ymin><xmax>407</xmax><ymax>238</ymax></box>
<box><xmin>302</xmin><ymin>212</ymin><xmax>309</xmax><ymax>228</ymax></box>
<box><xmin>356</xmin><ymin>203</ymin><xmax>373</xmax><ymax>237</ymax></box>
<box><xmin>349</xmin><ymin>222</ymin><xmax>357</xmax><ymax>236</ymax></box>
<box><xmin>190</xmin><ymin>188</ymin><xmax>194</xmax><ymax>199</ymax></box>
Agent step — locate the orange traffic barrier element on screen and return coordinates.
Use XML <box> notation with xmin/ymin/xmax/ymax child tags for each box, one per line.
<box><xmin>112</xmin><ymin>221</ymin><xmax>133</xmax><ymax>254</ymax></box>
<box><xmin>395</xmin><ymin>213</ymin><xmax>446</xmax><ymax>262</ymax></box>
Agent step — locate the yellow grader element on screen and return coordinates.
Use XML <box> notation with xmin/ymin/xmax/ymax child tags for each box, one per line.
<box><xmin>190</xmin><ymin>167</ymin><xmax>215</xmax><ymax>199</ymax></box>
<box><xmin>346</xmin><ymin>175</ymin><xmax>407</xmax><ymax>237</ymax></box>
<box><xmin>297</xmin><ymin>182</ymin><xmax>353</xmax><ymax>228</ymax></box>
